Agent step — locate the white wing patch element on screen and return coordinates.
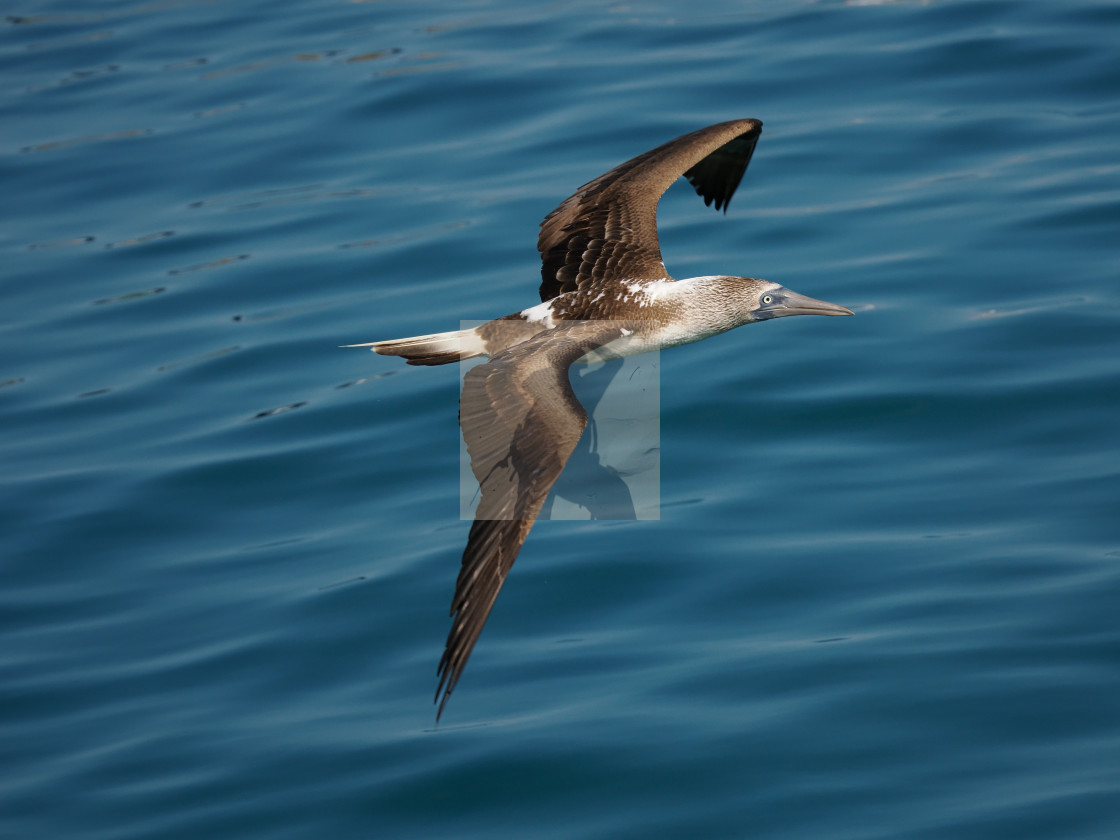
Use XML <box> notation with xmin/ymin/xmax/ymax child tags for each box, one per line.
<box><xmin>520</xmin><ymin>300</ymin><xmax>556</xmax><ymax>328</ymax></box>
<box><xmin>637</xmin><ymin>278</ymin><xmax>680</xmax><ymax>301</ymax></box>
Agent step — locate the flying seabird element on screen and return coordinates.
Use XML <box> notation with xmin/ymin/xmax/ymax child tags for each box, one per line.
<box><xmin>349</xmin><ymin>119</ymin><xmax>853</xmax><ymax>720</ymax></box>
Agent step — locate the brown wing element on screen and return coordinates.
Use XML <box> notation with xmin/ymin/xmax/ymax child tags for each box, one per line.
<box><xmin>537</xmin><ymin>118</ymin><xmax>763</xmax><ymax>301</ymax></box>
<box><xmin>436</xmin><ymin>321</ymin><xmax>633</xmax><ymax>720</ymax></box>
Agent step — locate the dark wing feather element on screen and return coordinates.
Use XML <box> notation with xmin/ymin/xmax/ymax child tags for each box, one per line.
<box><xmin>538</xmin><ymin>118</ymin><xmax>763</xmax><ymax>301</ymax></box>
<box><xmin>436</xmin><ymin>321</ymin><xmax>632</xmax><ymax>720</ymax></box>
<box><xmin>683</xmin><ymin>129</ymin><xmax>760</xmax><ymax>212</ymax></box>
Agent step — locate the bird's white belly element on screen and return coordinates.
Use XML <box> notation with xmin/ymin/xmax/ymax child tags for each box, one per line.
<box><xmin>575</xmin><ymin>319</ymin><xmax>730</xmax><ymax>364</ymax></box>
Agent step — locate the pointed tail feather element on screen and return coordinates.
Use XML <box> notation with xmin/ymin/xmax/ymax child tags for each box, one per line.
<box><xmin>343</xmin><ymin>326</ymin><xmax>488</xmax><ymax>366</ymax></box>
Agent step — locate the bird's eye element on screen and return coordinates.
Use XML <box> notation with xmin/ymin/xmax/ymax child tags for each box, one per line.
<box><xmin>762</xmin><ymin>294</ymin><xmax>773</xmax><ymax>305</ymax></box>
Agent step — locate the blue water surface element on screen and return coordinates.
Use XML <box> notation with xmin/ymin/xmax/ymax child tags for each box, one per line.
<box><xmin>3</xmin><ymin>1</ymin><xmax>1119</xmax><ymax>837</ymax></box>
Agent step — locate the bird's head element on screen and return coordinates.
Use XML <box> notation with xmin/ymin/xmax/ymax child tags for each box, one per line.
<box><xmin>740</xmin><ymin>278</ymin><xmax>854</xmax><ymax>323</ymax></box>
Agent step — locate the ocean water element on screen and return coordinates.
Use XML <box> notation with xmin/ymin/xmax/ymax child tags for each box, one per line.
<box><xmin>3</xmin><ymin>0</ymin><xmax>1119</xmax><ymax>837</ymax></box>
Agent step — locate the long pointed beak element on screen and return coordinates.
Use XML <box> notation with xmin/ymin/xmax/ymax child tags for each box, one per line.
<box><xmin>757</xmin><ymin>288</ymin><xmax>854</xmax><ymax>319</ymax></box>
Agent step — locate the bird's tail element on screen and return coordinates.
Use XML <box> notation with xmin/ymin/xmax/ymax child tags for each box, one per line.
<box><xmin>344</xmin><ymin>326</ymin><xmax>487</xmax><ymax>366</ymax></box>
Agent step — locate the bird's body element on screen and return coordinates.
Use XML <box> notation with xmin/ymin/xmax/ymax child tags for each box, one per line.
<box><xmin>349</xmin><ymin>119</ymin><xmax>853</xmax><ymax>720</ymax></box>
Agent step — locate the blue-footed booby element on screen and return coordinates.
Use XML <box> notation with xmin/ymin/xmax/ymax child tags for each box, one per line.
<box><xmin>349</xmin><ymin>119</ymin><xmax>853</xmax><ymax>720</ymax></box>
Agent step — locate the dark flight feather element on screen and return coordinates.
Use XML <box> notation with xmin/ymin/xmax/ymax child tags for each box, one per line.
<box><xmin>436</xmin><ymin>321</ymin><xmax>633</xmax><ymax>719</ymax></box>
<box><xmin>537</xmin><ymin>118</ymin><xmax>762</xmax><ymax>301</ymax></box>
